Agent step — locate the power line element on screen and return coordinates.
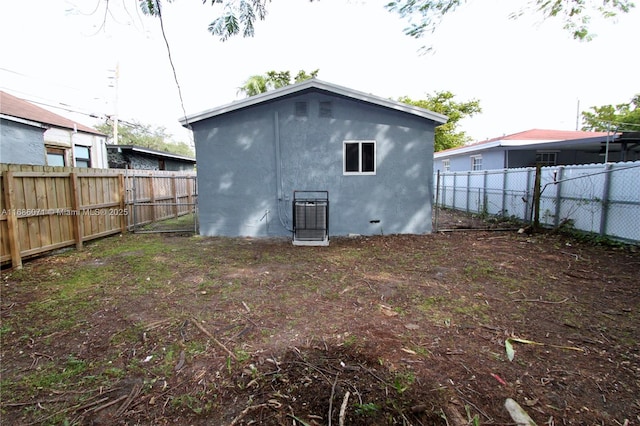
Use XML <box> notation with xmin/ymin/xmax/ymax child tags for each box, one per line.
<box><xmin>153</xmin><ymin>0</ymin><xmax>193</xmax><ymax>147</ymax></box>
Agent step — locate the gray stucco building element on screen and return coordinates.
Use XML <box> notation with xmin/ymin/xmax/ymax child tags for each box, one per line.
<box><xmin>182</xmin><ymin>79</ymin><xmax>447</xmax><ymax>239</ymax></box>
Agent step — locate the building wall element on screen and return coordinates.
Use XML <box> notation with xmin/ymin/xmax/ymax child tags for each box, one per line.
<box><xmin>43</xmin><ymin>128</ymin><xmax>107</xmax><ymax>168</ymax></box>
<box><xmin>435</xmin><ymin>150</ymin><xmax>505</xmax><ymax>172</ymax></box>
<box><xmin>192</xmin><ymin>91</ymin><xmax>437</xmax><ymax>238</ymax></box>
<box><xmin>0</xmin><ymin>119</ymin><xmax>46</xmax><ymax>165</ymax></box>
<box><xmin>107</xmin><ymin>150</ymin><xmax>195</xmax><ymax>171</ymax></box>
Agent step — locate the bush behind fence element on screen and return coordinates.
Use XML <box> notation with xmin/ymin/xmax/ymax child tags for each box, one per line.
<box><xmin>436</xmin><ymin>161</ymin><xmax>640</xmax><ymax>243</ymax></box>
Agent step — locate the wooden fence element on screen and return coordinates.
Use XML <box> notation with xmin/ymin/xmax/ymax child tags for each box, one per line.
<box><xmin>1</xmin><ymin>164</ymin><xmax>197</xmax><ymax>269</ymax></box>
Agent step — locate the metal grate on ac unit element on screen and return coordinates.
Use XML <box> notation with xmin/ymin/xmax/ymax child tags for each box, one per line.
<box><xmin>292</xmin><ymin>191</ymin><xmax>329</xmax><ymax>246</ymax></box>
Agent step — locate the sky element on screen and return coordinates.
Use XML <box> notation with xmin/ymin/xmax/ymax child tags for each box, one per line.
<box><xmin>1</xmin><ymin>0</ymin><xmax>639</xmax><ymax>147</ymax></box>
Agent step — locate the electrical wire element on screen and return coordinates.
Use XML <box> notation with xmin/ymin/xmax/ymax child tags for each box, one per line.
<box><xmin>153</xmin><ymin>0</ymin><xmax>191</xmax><ymax>144</ymax></box>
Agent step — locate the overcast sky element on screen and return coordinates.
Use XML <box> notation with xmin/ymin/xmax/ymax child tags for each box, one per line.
<box><xmin>1</xmin><ymin>0</ymin><xmax>638</xmax><ymax>145</ymax></box>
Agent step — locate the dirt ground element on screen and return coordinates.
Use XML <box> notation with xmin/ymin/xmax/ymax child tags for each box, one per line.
<box><xmin>1</xmin><ymin>212</ymin><xmax>639</xmax><ymax>425</ymax></box>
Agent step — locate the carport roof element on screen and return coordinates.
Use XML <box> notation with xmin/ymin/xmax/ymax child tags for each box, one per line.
<box><xmin>180</xmin><ymin>79</ymin><xmax>448</xmax><ymax>126</ymax></box>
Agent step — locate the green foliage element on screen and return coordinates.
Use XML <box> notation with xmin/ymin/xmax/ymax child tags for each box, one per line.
<box><xmin>398</xmin><ymin>91</ymin><xmax>481</xmax><ymax>151</ymax></box>
<box><xmin>238</xmin><ymin>69</ymin><xmax>319</xmax><ymax>97</ymax></box>
<box><xmin>354</xmin><ymin>402</ymin><xmax>381</xmax><ymax>416</ymax></box>
<box><xmin>385</xmin><ymin>0</ymin><xmax>635</xmax><ymax>42</ymax></box>
<box><xmin>95</xmin><ymin>121</ymin><xmax>194</xmax><ymax>157</ymax></box>
<box><xmin>139</xmin><ymin>1</ymin><xmax>634</xmax><ymax>44</ymax></box>
<box><xmin>581</xmin><ymin>94</ymin><xmax>640</xmax><ymax>131</ymax></box>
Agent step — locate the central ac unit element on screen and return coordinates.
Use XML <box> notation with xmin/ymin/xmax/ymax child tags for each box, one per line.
<box><xmin>292</xmin><ymin>191</ymin><xmax>329</xmax><ymax>246</ymax></box>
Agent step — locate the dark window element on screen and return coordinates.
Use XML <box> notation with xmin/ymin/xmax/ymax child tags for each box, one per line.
<box><xmin>536</xmin><ymin>152</ymin><xmax>557</xmax><ymax>166</ymax></box>
<box><xmin>344</xmin><ymin>141</ymin><xmax>376</xmax><ymax>175</ymax></box>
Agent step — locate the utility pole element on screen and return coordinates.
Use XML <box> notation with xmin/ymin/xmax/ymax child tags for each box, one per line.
<box><xmin>575</xmin><ymin>99</ymin><xmax>580</xmax><ymax>131</ymax></box>
<box><xmin>113</xmin><ymin>62</ymin><xmax>119</xmax><ymax>145</ymax></box>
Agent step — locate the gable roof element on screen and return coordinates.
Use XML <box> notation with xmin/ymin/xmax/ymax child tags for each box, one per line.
<box><xmin>434</xmin><ymin>129</ymin><xmax>615</xmax><ymax>158</ymax></box>
<box><xmin>180</xmin><ymin>79</ymin><xmax>448</xmax><ymax>126</ymax></box>
<box><xmin>0</xmin><ymin>91</ymin><xmax>104</xmax><ymax>136</ymax></box>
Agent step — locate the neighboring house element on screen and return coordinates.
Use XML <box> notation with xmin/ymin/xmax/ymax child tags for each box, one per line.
<box><xmin>0</xmin><ymin>91</ymin><xmax>108</xmax><ymax>167</ymax></box>
<box><xmin>106</xmin><ymin>144</ymin><xmax>196</xmax><ymax>171</ymax></box>
<box><xmin>181</xmin><ymin>78</ymin><xmax>447</xmax><ymax>239</ymax></box>
<box><xmin>433</xmin><ymin>129</ymin><xmax>636</xmax><ymax>172</ymax></box>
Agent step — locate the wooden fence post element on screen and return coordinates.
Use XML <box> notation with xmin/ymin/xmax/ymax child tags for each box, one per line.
<box><xmin>118</xmin><ymin>173</ymin><xmax>127</xmax><ymax>234</ymax></box>
<box><xmin>171</xmin><ymin>175</ymin><xmax>178</xmax><ymax>218</ymax></box>
<box><xmin>70</xmin><ymin>172</ymin><xmax>83</xmax><ymax>250</ymax></box>
<box><xmin>148</xmin><ymin>174</ymin><xmax>156</xmax><ymax>223</ymax></box>
<box><xmin>3</xmin><ymin>171</ymin><xmax>23</xmax><ymax>269</ymax></box>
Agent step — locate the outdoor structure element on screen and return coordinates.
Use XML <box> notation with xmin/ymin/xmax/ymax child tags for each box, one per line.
<box><xmin>106</xmin><ymin>144</ymin><xmax>196</xmax><ymax>171</ymax></box>
<box><xmin>433</xmin><ymin>129</ymin><xmax>637</xmax><ymax>172</ymax></box>
<box><xmin>182</xmin><ymin>79</ymin><xmax>447</xmax><ymax>238</ymax></box>
<box><xmin>0</xmin><ymin>91</ymin><xmax>108</xmax><ymax>168</ymax></box>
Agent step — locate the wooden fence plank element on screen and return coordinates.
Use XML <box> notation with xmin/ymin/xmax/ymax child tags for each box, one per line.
<box><xmin>2</xmin><ymin>171</ymin><xmax>22</xmax><ymax>268</ymax></box>
<box><xmin>1</xmin><ymin>165</ymin><xmax>196</xmax><ymax>267</ymax></box>
<box><xmin>70</xmin><ymin>172</ymin><xmax>83</xmax><ymax>250</ymax></box>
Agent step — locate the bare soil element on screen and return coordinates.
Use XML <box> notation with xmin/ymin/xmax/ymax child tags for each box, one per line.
<box><xmin>1</xmin><ymin>213</ymin><xmax>639</xmax><ymax>425</ymax></box>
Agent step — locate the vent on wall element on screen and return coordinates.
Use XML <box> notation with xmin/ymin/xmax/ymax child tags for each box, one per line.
<box><xmin>295</xmin><ymin>102</ymin><xmax>308</xmax><ymax>117</ymax></box>
<box><xmin>319</xmin><ymin>101</ymin><xmax>332</xmax><ymax>118</ymax></box>
<box><xmin>292</xmin><ymin>191</ymin><xmax>329</xmax><ymax>246</ymax></box>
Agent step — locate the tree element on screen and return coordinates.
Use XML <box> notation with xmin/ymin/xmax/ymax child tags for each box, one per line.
<box><xmin>398</xmin><ymin>91</ymin><xmax>481</xmax><ymax>152</ymax></box>
<box><xmin>139</xmin><ymin>0</ymin><xmax>634</xmax><ymax>42</ymax></box>
<box><xmin>96</xmin><ymin>120</ymin><xmax>194</xmax><ymax>157</ymax></box>
<box><xmin>238</xmin><ymin>69</ymin><xmax>319</xmax><ymax>97</ymax></box>
<box><xmin>581</xmin><ymin>95</ymin><xmax>640</xmax><ymax>132</ymax></box>
<box><xmin>385</xmin><ymin>0</ymin><xmax>635</xmax><ymax>42</ymax></box>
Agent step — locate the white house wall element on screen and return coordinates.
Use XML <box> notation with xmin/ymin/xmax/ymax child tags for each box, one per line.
<box><xmin>44</xmin><ymin>128</ymin><xmax>107</xmax><ymax>168</ymax></box>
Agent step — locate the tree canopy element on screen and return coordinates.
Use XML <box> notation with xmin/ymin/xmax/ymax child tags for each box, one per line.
<box><xmin>385</xmin><ymin>0</ymin><xmax>635</xmax><ymax>42</ymax></box>
<box><xmin>96</xmin><ymin>121</ymin><xmax>194</xmax><ymax>157</ymax></box>
<box><xmin>139</xmin><ymin>0</ymin><xmax>634</xmax><ymax>42</ymax></box>
<box><xmin>581</xmin><ymin>95</ymin><xmax>640</xmax><ymax>132</ymax></box>
<box><xmin>398</xmin><ymin>91</ymin><xmax>481</xmax><ymax>152</ymax></box>
<box><xmin>238</xmin><ymin>69</ymin><xmax>319</xmax><ymax>97</ymax></box>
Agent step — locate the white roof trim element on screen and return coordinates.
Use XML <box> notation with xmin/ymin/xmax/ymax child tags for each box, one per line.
<box><xmin>107</xmin><ymin>145</ymin><xmax>196</xmax><ymax>162</ymax></box>
<box><xmin>180</xmin><ymin>79</ymin><xmax>448</xmax><ymax>126</ymax></box>
<box><xmin>1</xmin><ymin>113</ymin><xmax>48</xmax><ymax>129</ymax></box>
<box><xmin>434</xmin><ymin>134</ymin><xmax>616</xmax><ymax>159</ymax></box>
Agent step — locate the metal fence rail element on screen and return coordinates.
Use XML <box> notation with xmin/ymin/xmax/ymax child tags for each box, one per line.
<box><xmin>435</xmin><ymin>161</ymin><xmax>640</xmax><ymax>243</ymax></box>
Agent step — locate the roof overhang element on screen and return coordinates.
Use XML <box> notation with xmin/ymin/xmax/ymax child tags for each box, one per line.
<box><xmin>180</xmin><ymin>79</ymin><xmax>448</xmax><ymax>126</ymax></box>
<box><xmin>107</xmin><ymin>145</ymin><xmax>196</xmax><ymax>162</ymax></box>
<box><xmin>434</xmin><ymin>134</ymin><xmax>621</xmax><ymax>158</ymax></box>
<box><xmin>1</xmin><ymin>113</ymin><xmax>48</xmax><ymax>130</ymax></box>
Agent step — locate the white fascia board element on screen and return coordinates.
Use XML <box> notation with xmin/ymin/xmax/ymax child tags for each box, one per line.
<box><xmin>180</xmin><ymin>79</ymin><xmax>448</xmax><ymax>126</ymax></box>
<box><xmin>434</xmin><ymin>140</ymin><xmax>503</xmax><ymax>158</ymax></box>
<box><xmin>1</xmin><ymin>113</ymin><xmax>47</xmax><ymax>129</ymax></box>
<box><xmin>130</xmin><ymin>147</ymin><xmax>195</xmax><ymax>162</ymax></box>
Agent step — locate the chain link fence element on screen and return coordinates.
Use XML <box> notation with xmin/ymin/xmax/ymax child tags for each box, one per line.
<box><xmin>434</xmin><ymin>161</ymin><xmax>640</xmax><ymax>243</ymax></box>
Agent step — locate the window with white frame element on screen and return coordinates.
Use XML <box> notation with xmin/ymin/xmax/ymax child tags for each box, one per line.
<box><xmin>46</xmin><ymin>147</ymin><xmax>66</xmax><ymax>167</ymax></box>
<box><xmin>442</xmin><ymin>159</ymin><xmax>450</xmax><ymax>172</ymax></box>
<box><xmin>471</xmin><ymin>155</ymin><xmax>482</xmax><ymax>171</ymax></box>
<box><xmin>535</xmin><ymin>151</ymin><xmax>557</xmax><ymax>166</ymax></box>
<box><xmin>74</xmin><ymin>145</ymin><xmax>91</xmax><ymax>168</ymax></box>
<box><xmin>343</xmin><ymin>140</ymin><xmax>376</xmax><ymax>175</ymax></box>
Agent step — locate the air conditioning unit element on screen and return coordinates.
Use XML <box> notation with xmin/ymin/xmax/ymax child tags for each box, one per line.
<box><xmin>292</xmin><ymin>191</ymin><xmax>329</xmax><ymax>246</ymax></box>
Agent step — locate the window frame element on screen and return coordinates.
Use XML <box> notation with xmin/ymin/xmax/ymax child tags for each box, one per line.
<box><xmin>471</xmin><ymin>155</ymin><xmax>483</xmax><ymax>171</ymax></box>
<box><xmin>343</xmin><ymin>140</ymin><xmax>376</xmax><ymax>176</ymax></box>
<box><xmin>442</xmin><ymin>159</ymin><xmax>451</xmax><ymax>172</ymax></box>
<box><xmin>535</xmin><ymin>151</ymin><xmax>558</xmax><ymax>166</ymax></box>
<box><xmin>46</xmin><ymin>146</ymin><xmax>66</xmax><ymax>167</ymax></box>
<box><xmin>74</xmin><ymin>145</ymin><xmax>91</xmax><ymax>168</ymax></box>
